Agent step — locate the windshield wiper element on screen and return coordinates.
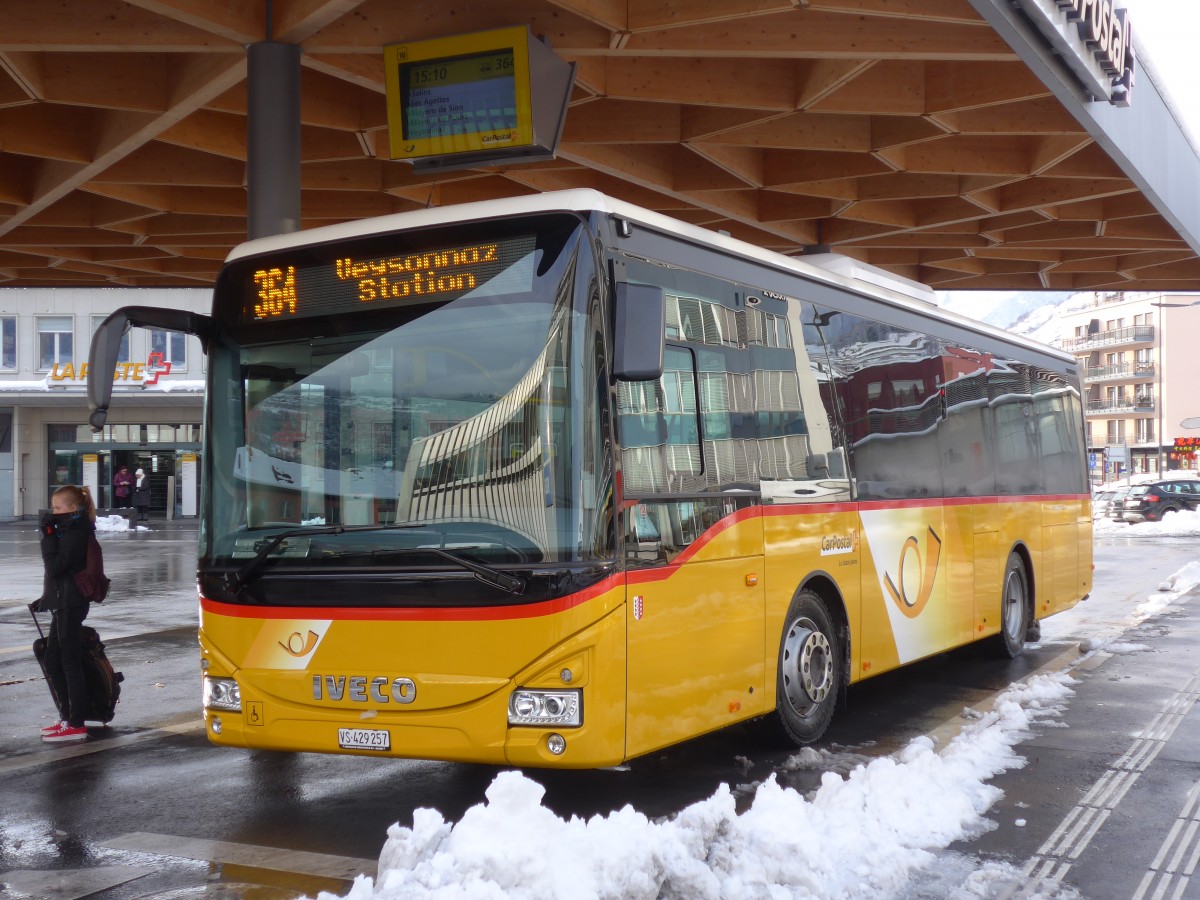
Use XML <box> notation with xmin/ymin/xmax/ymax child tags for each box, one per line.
<box><xmin>223</xmin><ymin>525</ymin><xmax>527</xmax><ymax>597</ymax></box>
<box><xmin>367</xmin><ymin>547</ymin><xmax>527</xmax><ymax>595</ymax></box>
<box><xmin>224</xmin><ymin>523</ymin><xmax>422</xmax><ymax>596</ymax></box>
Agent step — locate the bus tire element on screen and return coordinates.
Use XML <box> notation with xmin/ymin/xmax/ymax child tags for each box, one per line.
<box><xmin>991</xmin><ymin>552</ymin><xmax>1030</xmax><ymax>659</ymax></box>
<box><xmin>769</xmin><ymin>590</ymin><xmax>841</xmax><ymax>746</ymax></box>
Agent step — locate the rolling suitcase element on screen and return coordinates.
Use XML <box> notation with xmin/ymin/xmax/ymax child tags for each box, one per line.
<box><xmin>30</xmin><ymin>606</ymin><xmax>124</xmax><ymax>725</ymax></box>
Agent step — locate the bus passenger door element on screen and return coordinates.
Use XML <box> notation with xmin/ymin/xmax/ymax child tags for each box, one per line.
<box><xmin>624</xmin><ymin>499</ymin><xmax>764</xmax><ymax>758</ymax></box>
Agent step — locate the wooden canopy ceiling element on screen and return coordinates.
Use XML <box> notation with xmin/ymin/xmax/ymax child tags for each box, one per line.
<box><xmin>1</xmin><ymin>0</ymin><xmax>1197</xmax><ymax>291</ymax></box>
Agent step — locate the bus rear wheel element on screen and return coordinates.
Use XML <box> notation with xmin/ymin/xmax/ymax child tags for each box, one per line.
<box><xmin>991</xmin><ymin>552</ymin><xmax>1030</xmax><ymax>659</ymax></box>
<box><xmin>770</xmin><ymin>590</ymin><xmax>841</xmax><ymax>745</ymax></box>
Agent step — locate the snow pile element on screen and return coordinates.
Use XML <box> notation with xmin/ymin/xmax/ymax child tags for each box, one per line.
<box><xmin>1136</xmin><ymin>560</ymin><xmax>1200</xmax><ymax>620</ymax></box>
<box><xmin>321</xmin><ymin>675</ymin><xmax>1075</xmax><ymax>900</ymax></box>
<box><xmin>94</xmin><ymin>518</ymin><xmax>133</xmax><ymax>532</ymax></box>
<box><xmin>1093</xmin><ymin>508</ymin><xmax>1200</xmax><ymax>537</ymax></box>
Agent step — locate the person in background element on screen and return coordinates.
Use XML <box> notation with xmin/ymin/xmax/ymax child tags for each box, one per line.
<box><xmin>133</xmin><ymin>468</ymin><xmax>150</xmax><ymax>522</ymax></box>
<box><xmin>113</xmin><ymin>464</ymin><xmax>133</xmax><ymax>508</ymax></box>
<box><xmin>35</xmin><ymin>484</ymin><xmax>97</xmax><ymax>743</ymax></box>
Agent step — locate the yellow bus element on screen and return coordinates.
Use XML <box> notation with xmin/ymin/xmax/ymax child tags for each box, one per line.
<box><xmin>88</xmin><ymin>190</ymin><xmax>1092</xmax><ymax>767</ymax></box>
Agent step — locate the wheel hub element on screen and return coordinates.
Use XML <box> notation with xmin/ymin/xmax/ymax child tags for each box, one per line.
<box><xmin>782</xmin><ymin>617</ymin><xmax>833</xmax><ymax>715</ymax></box>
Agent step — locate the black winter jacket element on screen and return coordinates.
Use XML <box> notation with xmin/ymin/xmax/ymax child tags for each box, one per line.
<box><xmin>39</xmin><ymin>514</ymin><xmax>92</xmax><ymax>612</ymax></box>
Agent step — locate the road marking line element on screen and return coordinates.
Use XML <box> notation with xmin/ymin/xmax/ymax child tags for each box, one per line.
<box><xmin>99</xmin><ymin>831</ymin><xmax>377</xmax><ymax>881</ymax></box>
<box><xmin>1023</xmin><ymin>663</ymin><xmax>1200</xmax><ymax>898</ymax></box>
<box><xmin>0</xmin><ymin>720</ymin><xmax>203</xmax><ymax>775</ymax></box>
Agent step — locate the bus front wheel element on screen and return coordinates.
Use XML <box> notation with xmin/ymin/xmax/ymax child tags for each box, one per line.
<box><xmin>771</xmin><ymin>590</ymin><xmax>841</xmax><ymax>745</ymax></box>
<box><xmin>992</xmin><ymin>552</ymin><xmax>1030</xmax><ymax>659</ymax></box>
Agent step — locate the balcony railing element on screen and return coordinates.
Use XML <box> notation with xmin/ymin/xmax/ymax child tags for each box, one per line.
<box><xmin>1086</xmin><ymin>397</ymin><xmax>1156</xmax><ymax>415</ymax></box>
<box><xmin>1085</xmin><ymin>362</ymin><xmax>1155</xmax><ymax>382</ymax></box>
<box><xmin>1064</xmin><ymin>324</ymin><xmax>1155</xmax><ymax>351</ymax></box>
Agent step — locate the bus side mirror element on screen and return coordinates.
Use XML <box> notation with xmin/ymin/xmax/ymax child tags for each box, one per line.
<box><xmin>88</xmin><ymin>306</ymin><xmax>214</xmax><ymax>433</ymax></box>
<box><xmin>613</xmin><ymin>282</ymin><xmax>665</xmax><ymax>382</ymax></box>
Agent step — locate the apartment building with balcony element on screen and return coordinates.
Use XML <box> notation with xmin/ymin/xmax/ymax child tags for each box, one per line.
<box><xmin>1060</xmin><ymin>292</ymin><xmax>1200</xmax><ymax>483</ymax></box>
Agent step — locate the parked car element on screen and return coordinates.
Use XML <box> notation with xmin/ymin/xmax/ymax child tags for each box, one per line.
<box><xmin>1100</xmin><ymin>486</ymin><xmax>1134</xmax><ymax>522</ymax></box>
<box><xmin>1091</xmin><ymin>490</ymin><xmax>1117</xmax><ymax>519</ymax></box>
<box><xmin>1121</xmin><ymin>480</ymin><xmax>1200</xmax><ymax>523</ymax></box>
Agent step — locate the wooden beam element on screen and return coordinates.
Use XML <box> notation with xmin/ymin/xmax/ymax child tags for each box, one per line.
<box><xmin>763</xmin><ymin>149</ymin><xmax>895</xmax><ymax>186</ymax></box>
<box><xmin>622</xmin><ymin>11</ymin><xmax>1015</xmax><ymax>59</ymax></box>
<box><xmin>673</xmin><ymin>149</ymin><xmax>758</xmax><ymax>191</ymax></box>
<box><xmin>809</xmin><ymin>61</ymin><xmax>924</xmax><ymax>115</ymax></box>
<box><xmin>805</xmin><ymin>0</ymin><xmax>984</xmax><ymax>26</ymax></box>
<box><xmin>796</xmin><ymin>58</ymin><xmax>877</xmax><ymax>109</ymax></box>
<box><xmin>273</xmin><ymin>0</ymin><xmax>370</xmax><ymax>44</ymax></box>
<box><xmin>562</xmin><ymin>99</ymin><xmax>682</xmax><ymax>143</ymax></box>
<box><xmin>606</xmin><ymin>57</ymin><xmax>797</xmax><ymax>109</ymax></box>
<box><xmin>934</xmin><ymin>96</ymin><xmax>1084</xmax><ymax>135</ymax></box>
<box><xmin>0</xmin><ymin>105</ymin><xmax>97</xmax><ymax>162</ymax></box>
<box><xmin>157</xmin><ymin>108</ymin><xmax>245</xmax><ymax>160</ymax></box>
<box><xmin>0</xmin><ymin>53</ymin><xmax>245</xmax><ymax>238</ymax></box>
<box><xmin>0</xmin><ymin>3</ymin><xmax>244</xmax><ymax>51</ymax></box>
<box><xmin>924</xmin><ymin>61</ymin><xmax>1050</xmax><ymax>113</ymax></box>
<box><xmin>95</xmin><ymin>142</ymin><xmax>245</xmax><ymax>186</ymax></box>
<box><xmin>0</xmin><ymin>50</ymin><xmax>44</xmax><ymax>100</ymax></box>
<box><xmin>120</xmin><ymin>0</ymin><xmax>264</xmax><ymax>45</ymax></box>
<box><xmin>686</xmin><ymin>143</ymin><xmax>764</xmax><ymax>188</ymax></box>
<box><xmin>306</xmin><ymin>3</ymin><xmax>610</xmax><ymax>54</ymax></box>
<box><xmin>625</xmin><ymin>0</ymin><xmax>800</xmax><ymax>33</ymax></box>
<box><xmin>703</xmin><ymin>112</ymin><xmax>872</xmax><ymax>151</ymax></box>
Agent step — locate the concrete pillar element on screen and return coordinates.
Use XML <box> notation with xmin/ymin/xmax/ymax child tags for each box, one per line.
<box><xmin>247</xmin><ymin>42</ymin><xmax>302</xmax><ymax>240</ymax></box>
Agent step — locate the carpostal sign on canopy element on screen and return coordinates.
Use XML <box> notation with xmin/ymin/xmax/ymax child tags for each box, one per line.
<box><xmin>1017</xmin><ymin>0</ymin><xmax>1136</xmax><ymax>106</ymax></box>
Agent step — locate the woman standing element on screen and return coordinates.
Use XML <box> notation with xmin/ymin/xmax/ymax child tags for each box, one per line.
<box><xmin>113</xmin><ymin>464</ymin><xmax>133</xmax><ymax>508</ymax></box>
<box><xmin>133</xmin><ymin>468</ymin><xmax>150</xmax><ymax>522</ymax></box>
<box><xmin>37</xmin><ymin>484</ymin><xmax>97</xmax><ymax>743</ymax></box>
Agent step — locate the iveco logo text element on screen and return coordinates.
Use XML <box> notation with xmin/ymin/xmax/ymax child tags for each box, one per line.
<box><xmin>312</xmin><ymin>675</ymin><xmax>417</xmax><ymax>704</ymax></box>
<box><xmin>820</xmin><ymin>534</ymin><xmax>855</xmax><ymax>556</ymax></box>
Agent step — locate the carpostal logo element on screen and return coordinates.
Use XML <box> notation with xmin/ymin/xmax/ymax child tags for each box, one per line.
<box><xmin>884</xmin><ymin>527</ymin><xmax>943</xmax><ymax>620</ymax></box>
<box><xmin>820</xmin><ymin>532</ymin><xmax>857</xmax><ymax>556</ymax></box>
<box><xmin>481</xmin><ymin>131</ymin><xmax>517</xmax><ymax>145</ymax></box>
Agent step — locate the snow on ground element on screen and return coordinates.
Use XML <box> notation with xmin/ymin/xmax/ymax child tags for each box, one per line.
<box><xmin>323</xmin><ymin>674</ymin><xmax>1074</xmax><ymax>900</ymax></box>
<box><xmin>1093</xmin><ymin>507</ymin><xmax>1200</xmax><ymax>539</ymax></box>
<box><xmin>94</xmin><ymin>515</ymin><xmax>148</xmax><ymax>533</ymax></box>
<box><xmin>317</xmin><ymin>553</ymin><xmax>1200</xmax><ymax>900</ymax></box>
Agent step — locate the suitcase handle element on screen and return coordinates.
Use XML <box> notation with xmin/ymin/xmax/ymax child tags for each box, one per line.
<box><xmin>28</xmin><ymin>603</ymin><xmax>46</xmax><ymax>640</ymax></box>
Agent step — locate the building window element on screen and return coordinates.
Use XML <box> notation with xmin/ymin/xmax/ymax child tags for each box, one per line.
<box><xmin>148</xmin><ymin>329</ymin><xmax>186</xmax><ymax>370</ymax></box>
<box><xmin>1136</xmin><ymin>419</ymin><xmax>1155</xmax><ymax>443</ymax></box>
<box><xmin>0</xmin><ymin>316</ymin><xmax>14</xmax><ymax>371</ymax></box>
<box><xmin>92</xmin><ymin>315</ymin><xmax>130</xmax><ymax>364</ymax></box>
<box><xmin>37</xmin><ymin>317</ymin><xmax>73</xmax><ymax>370</ymax></box>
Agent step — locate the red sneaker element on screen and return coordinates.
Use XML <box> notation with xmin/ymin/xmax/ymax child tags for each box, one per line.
<box><xmin>40</xmin><ymin>721</ymin><xmax>66</xmax><ymax>735</ymax></box>
<box><xmin>42</xmin><ymin>723</ymin><xmax>88</xmax><ymax>743</ymax></box>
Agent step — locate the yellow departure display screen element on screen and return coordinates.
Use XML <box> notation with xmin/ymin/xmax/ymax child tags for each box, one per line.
<box><xmin>243</xmin><ymin>233</ymin><xmax>535</xmax><ymax>323</ymax></box>
<box><xmin>400</xmin><ymin>49</ymin><xmax>517</xmax><ymax>141</ymax></box>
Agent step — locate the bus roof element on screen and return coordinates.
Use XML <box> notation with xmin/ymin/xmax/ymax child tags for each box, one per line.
<box><xmin>226</xmin><ymin>189</ymin><xmax>1074</xmax><ymax>365</ymax></box>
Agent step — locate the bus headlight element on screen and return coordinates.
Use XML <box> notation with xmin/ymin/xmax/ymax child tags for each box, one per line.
<box><xmin>508</xmin><ymin>689</ymin><xmax>582</xmax><ymax>727</ymax></box>
<box><xmin>203</xmin><ymin>676</ymin><xmax>242</xmax><ymax>712</ymax></box>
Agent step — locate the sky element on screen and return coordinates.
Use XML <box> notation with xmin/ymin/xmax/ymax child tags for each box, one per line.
<box><xmin>1125</xmin><ymin>0</ymin><xmax>1200</xmax><ymax>140</ymax></box>
<box><xmin>288</xmin><ymin>8</ymin><xmax>1200</xmax><ymax>899</ymax></box>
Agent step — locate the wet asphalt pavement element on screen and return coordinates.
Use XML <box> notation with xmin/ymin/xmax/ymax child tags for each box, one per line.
<box><xmin>2</xmin><ymin>520</ymin><xmax>1200</xmax><ymax>898</ymax></box>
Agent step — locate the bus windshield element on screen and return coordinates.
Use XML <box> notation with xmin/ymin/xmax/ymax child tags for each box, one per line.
<box><xmin>201</xmin><ymin>214</ymin><xmax>611</xmax><ymax>569</ymax></box>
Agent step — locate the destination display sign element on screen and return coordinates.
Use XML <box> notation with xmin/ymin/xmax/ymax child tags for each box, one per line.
<box><xmin>242</xmin><ymin>233</ymin><xmax>535</xmax><ymax>323</ymax></box>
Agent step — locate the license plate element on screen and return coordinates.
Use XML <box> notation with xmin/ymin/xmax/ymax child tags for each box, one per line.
<box><xmin>338</xmin><ymin>727</ymin><xmax>390</xmax><ymax>751</ymax></box>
